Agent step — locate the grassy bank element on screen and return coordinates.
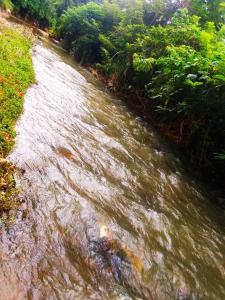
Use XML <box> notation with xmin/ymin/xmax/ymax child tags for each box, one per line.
<box><xmin>0</xmin><ymin>22</ymin><xmax>34</xmax><ymax>224</ymax></box>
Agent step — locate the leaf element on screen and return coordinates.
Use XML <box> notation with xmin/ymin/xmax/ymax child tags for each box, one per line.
<box><xmin>215</xmin><ymin>151</ymin><xmax>225</xmax><ymax>160</ymax></box>
<box><xmin>185</xmin><ymin>79</ymin><xmax>203</xmax><ymax>87</ymax></box>
<box><xmin>133</xmin><ymin>53</ymin><xmax>155</xmax><ymax>72</ymax></box>
<box><xmin>213</xmin><ymin>74</ymin><xmax>225</xmax><ymax>82</ymax></box>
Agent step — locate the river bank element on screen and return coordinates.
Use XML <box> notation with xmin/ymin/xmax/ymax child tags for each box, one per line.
<box><xmin>0</xmin><ymin>12</ymin><xmax>34</xmax><ymax>224</ymax></box>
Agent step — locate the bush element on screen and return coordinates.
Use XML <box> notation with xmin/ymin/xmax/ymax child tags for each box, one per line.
<box><xmin>12</xmin><ymin>0</ymin><xmax>56</xmax><ymax>28</ymax></box>
<box><xmin>57</xmin><ymin>1</ymin><xmax>122</xmax><ymax>63</ymax></box>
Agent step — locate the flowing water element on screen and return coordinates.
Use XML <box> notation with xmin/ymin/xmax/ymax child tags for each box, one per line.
<box><xmin>1</xmin><ymin>43</ymin><xmax>225</xmax><ymax>300</ymax></box>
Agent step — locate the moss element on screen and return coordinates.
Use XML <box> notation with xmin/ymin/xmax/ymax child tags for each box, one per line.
<box><xmin>0</xmin><ymin>24</ymin><xmax>35</xmax><ymax>224</ymax></box>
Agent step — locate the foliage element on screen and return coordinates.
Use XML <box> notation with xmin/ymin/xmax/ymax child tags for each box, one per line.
<box><xmin>215</xmin><ymin>151</ymin><xmax>225</xmax><ymax>160</ymax></box>
<box><xmin>143</xmin><ymin>0</ymin><xmax>183</xmax><ymax>25</ymax></box>
<box><xmin>12</xmin><ymin>0</ymin><xmax>57</xmax><ymax>28</ymax></box>
<box><xmin>188</xmin><ymin>0</ymin><xmax>225</xmax><ymax>26</ymax></box>
<box><xmin>53</xmin><ymin>0</ymin><xmax>97</xmax><ymax>17</ymax></box>
<box><xmin>53</xmin><ymin>0</ymin><xmax>77</xmax><ymax>17</ymax></box>
<box><xmin>0</xmin><ymin>0</ymin><xmax>13</xmax><ymax>10</ymax></box>
<box><xmin>58</xmin><ymin>1</ymin><xmax>122</xmax><ymax>63</ymax></box>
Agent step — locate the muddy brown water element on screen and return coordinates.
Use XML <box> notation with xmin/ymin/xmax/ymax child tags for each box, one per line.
<box><xmin>1</xmin><ymin>43</ymin><xmax>225</xmax><ymax>300</ymax></box>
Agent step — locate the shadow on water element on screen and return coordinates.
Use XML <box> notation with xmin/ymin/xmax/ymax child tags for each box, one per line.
<box><xmin>0</xmin><ymin>38</ymin><xmax>224</xmax><ymax>300</ymax></box>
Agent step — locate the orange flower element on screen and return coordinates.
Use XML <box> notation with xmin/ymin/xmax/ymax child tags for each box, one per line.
<box><xmin>3</xmin><ymin>132</ymin><xmax>12</xmax><ymax>141</ymax></box>
<box><xmin>0</xmin><ymin>76</ymin><xmax>5</xmax><ymax>83</ymax></box>
<box><xmin>17</xmin><ymin>91</ymin><xmax>24</xmax><ymax>97</ymax></box>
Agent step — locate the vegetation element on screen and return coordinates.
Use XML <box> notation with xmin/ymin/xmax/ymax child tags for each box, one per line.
<box><xmin>59</xmin><ymin>2</ymin><xmax>122</xmax><ymax>63</ymax></box>
<box><xmin>0</xmin><ymin>0</ymin><xmax>13</xmax><ymax>10</ymax></box>
<box><xmin>0</xmin><ymin>24</ymin><xmax>34</xmax><ymax>222</ymax></box>
<box><xmin>11</xmin><ymin>0</ymin><xmax>57</xmax><ymax>28</ymax></box>
<box><xmin>1</xmin><ymin>0</ymin><xmax>225</xmax><ymax>189</ymax></box>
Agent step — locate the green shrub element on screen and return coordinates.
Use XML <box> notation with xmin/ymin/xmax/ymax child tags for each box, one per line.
<box><xmin>12</xmin><ymin>0</ymin><xmax>56</xmax><ymax>28</ymax></box>
<box><xmin>58</xmin><ymin>1</ymin><xmax>122</xmax><ymax>63</ymax></box>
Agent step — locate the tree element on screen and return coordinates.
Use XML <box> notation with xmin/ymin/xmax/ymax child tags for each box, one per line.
<box><xmin>188</xmin><ymin>0</ymin><xmax>225</xmax><ymax>25</ymax></box>
<box><xmin>58</xmin><ymin>1</ymin><xmax>121</xmax><ymax>63</ymax></box>
<box><xmin>143</xmin><ymin>0</ymin><xmax>183</xmax><ymax>25</ymax></box>
<box><xmin>12</xmin><ymin>0</ymin><xmax>57</xmax><ymax>28</ymax></box>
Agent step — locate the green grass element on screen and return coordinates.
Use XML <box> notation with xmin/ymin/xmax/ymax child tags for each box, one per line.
<box><xmin>0</xmin><ymin>25</ymin><xmax>34</xmax><ymax>223</ymax></box>
<box><xmin>0</xmin><ymin>26</ymin><xmax>35</xmax><ymax>155</ymax></box>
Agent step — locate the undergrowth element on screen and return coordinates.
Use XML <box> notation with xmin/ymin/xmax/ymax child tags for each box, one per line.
<box><xmin>0</xmin><ymin>24</ymin><xmax>34</xmax><ymax>224</ymax></box>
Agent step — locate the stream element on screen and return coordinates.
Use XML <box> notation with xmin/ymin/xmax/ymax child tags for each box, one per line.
<box><xmin>1</xmin><ymin>42</ymin><xmax>225</xmax><ymax>300</ymax></box>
